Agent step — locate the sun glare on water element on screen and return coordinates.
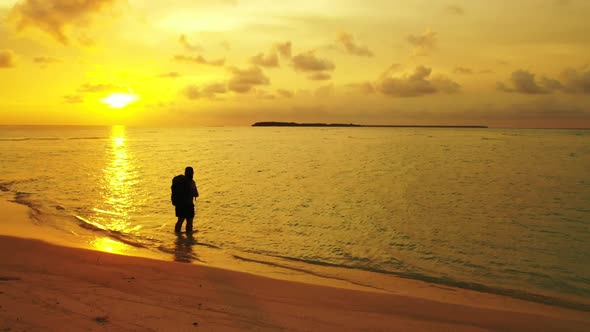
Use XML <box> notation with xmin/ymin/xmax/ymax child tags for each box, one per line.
<box><xmin>101</xmin><ymin>93</ymin><xmax>138</xmax><ymax>108</ymax></box>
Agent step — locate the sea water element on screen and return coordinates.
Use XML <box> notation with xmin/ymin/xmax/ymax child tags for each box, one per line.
<box><xmin>0</xmin><ymin>125</ymin><xmax>589</xmax><ymax>309</ymax></box>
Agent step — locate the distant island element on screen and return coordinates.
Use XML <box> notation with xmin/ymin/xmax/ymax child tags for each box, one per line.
<box><xmin>252</xmin><ymin>122</ymin><xmax>488</xmax><ymax>128</ymax></box>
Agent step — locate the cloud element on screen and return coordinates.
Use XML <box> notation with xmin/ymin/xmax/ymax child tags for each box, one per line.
<box><xmin>292</xmin><ymin>51</ymin><xmax>335</xmax><ymax>80</ymax></box>
<box><xmin>179</xmin><ymin>34</ymin><xmax>203</xmax><ymax>52</ymax></box>
<box><xmin>63</xmin><ymin>95</ymin><xmax>84</xmax><ymax>104</ymax></box>
<box><xmin>376</xmin><ymin>65</ymin><xmax>460</xmax><ymax>97</ymax></box>
<box><xmin>0</xmin><ymin>49</ymin><xmax>17</xmax><ymax>68</ymax></box>
<box><xmin>337</xmin><ymin>32</ymin><xmax>374</xmax><ymax>57</ymax></box>
<box><xmin>346</xmin><ymin>82</ymin><xmax>376</xmax><ymax>95</ymax></box>
<box><xmin>202</xmin><ymin>83</ymin><xmax>227</xmax><ymax>96</ymax></box>
<box><xmin>255</xmin><ymin>90</ymin><xmax>276</xmax><ymax>100</ymax></box>
<box><xmin>453</xmin><ymin>66</ymin><xmax>473</xmax><ymax>74</ymax></box>
<box><xmin>308</xmin><ymin>72</ymin><xmax>332</xmax><ymax>81</ymax></box>
<box><xmin>407</xmin><ymin>29</ymin><xmax>437</xmax><ymax>56</ymax></box>
<box><xmin>159</xmin><ymin>72</ymin><xmax>181</xmax><ymax>79</ymax></box>
<box><xmin>220</xmin><ymin>40</ymin><xmax>231</xmax><ymax>51</ymax></box>
<box><xmin>33</xmin><ymin>56</ymin><xmax>61</xmax><ymax>64</ymax></box>
<box><xmin>431</xmin><ymin>76</ymin><xmax>462</xmax><ymax>93</ymax></box>
<box><xmin>9</xmin><ymin>0</ymin><xmax>119</xmax><ymax>45</ymax></box>
<box><xmin>174</xmin><ymin>54</ymin><xmax>225</xmax><ymax>66</ymax></box>
<box><xmin>227</xmin><ymin>66</ymin><xmax>270</xmax><ymax>93</ymax></box>
<box><xmin>561</xmin><ymin>67</ymin><xmax>590</xmax><ymax>94</ymax></box>
<box><xmin>274</xmin><ymin>41</ymin><xmax>292</xmax><ymax>58</ymax></box>
<box><xmin>250</xmin><ymin>41</ymin><xmax>295</xmax><ymax>68</ymax></box>
<box><xmin>78</xmin><ymin>83</ymin><xmax>119</xmax><ymax>93</ymax></box>
<box><xmin>183</xmin><ymin>85</ymin><xmax>200</xmax><ymax>100</ymax></box>
<box><xmin>183</xmin><ymin>83</ymin><xmax>227</xmax><ymax>99</ymax></box>
<box><xmin>250</xmin><ymin>52</ymin><xmax>279</xmax><ymax>68</ymax></box>
<box><xmin>498</xmin><ymin>68</ymin><xmax>590</xmax><ymax>95</ymax></box>
<box><xmin>277</xmin><ymin>89</ymin><xmax>294</xmax><ymax>98</ymax></box>
<box><xmin>497</xmin><ymin>70</ymin><xmax>556</xmax><ymax>94</ymax></box>
<box><xmin>445</xmin><ymin>5</ymin><xmax>464</xmax><ymax>15</ymax></box>
<box><xmin>540</xmin><ymin>77</ymin><xmax>564</xmax><ymax>91</ymax></box>
<box><xmin>66</xmin><ymin>82</ymin><xmax>125</xmax><ymax>104</ymax></box>
<box><xmin>292</xmin><ymin>51</ymin><xmax>335</xmax><ymax>72</ymax></box>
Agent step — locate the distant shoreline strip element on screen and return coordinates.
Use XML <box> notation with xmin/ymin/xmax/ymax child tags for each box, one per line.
<box><xmin>236</xmin><ymin>252</ymin><xmax>590</xmax><ymax>312</ymax></box>
<box><xmin>252</xmin><ymin>122</ymin><xmax>488</xmax><ymax>128</ymax></box>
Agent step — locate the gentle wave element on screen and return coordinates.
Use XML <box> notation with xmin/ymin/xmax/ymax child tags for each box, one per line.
<box><xmin>0</xmin><ymin>137</ymin><xmax>61</xmax><ymax>141</ymax></box>
<box><xmin>0</xmin><ymin>137</ymin><xmax>107</xmax><ymax>142</ymax></box>
<box><xmin>232</xmin><ymin>254</ymin><xmax>390</xmax><ymax>293</ymax></box>
<box><xmin>241</xmin><ymin>253</ymin><xmax>590</xmax><ymax>312</ymax></box>
<box><xmin>73</xmin><ymin>215</ymin><xmax>147</xmax><ymax>249</ymax></box>
<box><xmin>67</xmin><ymin>136</ymin><xmax>107</xmax><ymax>140</ymax></box>
<box><xmin>1</xmin><ymin>182</ymin><xmax>149</xmax><ymax>250</ymax></box>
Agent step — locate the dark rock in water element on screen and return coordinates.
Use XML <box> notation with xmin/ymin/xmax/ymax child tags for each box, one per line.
<box><xmin>56</xmin><ymin>205</ymin><xmax>65</xmax><ymax>210</ymax></box>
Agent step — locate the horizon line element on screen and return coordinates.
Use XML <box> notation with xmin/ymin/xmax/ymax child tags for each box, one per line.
<box><xmin>0</xmin><ymin>124</ymin><xmax>589</xmax><ymax>130</ymax></box>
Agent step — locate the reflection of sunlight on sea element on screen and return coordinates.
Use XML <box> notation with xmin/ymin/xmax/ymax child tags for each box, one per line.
<box><xmin>90</xmin><ymin>125</ymin><xmax>140</xmax><ymax>252</ymax></box>
<box><xmin>90</xmin><ymin>237</ymin><xmax>131</xmax><ymax>254</ymax></box>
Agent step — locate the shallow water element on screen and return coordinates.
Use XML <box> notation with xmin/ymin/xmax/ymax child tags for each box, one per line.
<box><xmin>1</xmin><ymin>125</ymin><xmax>589</xmax><ymax>308</ymax></box>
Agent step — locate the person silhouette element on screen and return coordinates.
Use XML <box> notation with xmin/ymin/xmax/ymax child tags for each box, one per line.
<box><xmin>171</xmin><ymin>166</ymin><xmax>199</xmax><ymax>234</ymax></box>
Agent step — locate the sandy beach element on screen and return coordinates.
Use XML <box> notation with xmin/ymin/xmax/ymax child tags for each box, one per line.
<box><xmin>1</xmin><ymin>199</ymin><xmax>589</xmax><ymax>331</ymax></box>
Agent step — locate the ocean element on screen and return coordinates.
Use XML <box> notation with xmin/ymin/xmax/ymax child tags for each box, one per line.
<box><xmin>1</xmin><ymin>125</ymin><xmax>589</xmax><ymax>310</ymax></box>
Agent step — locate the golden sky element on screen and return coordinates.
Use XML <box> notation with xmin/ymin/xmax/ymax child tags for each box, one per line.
<box><xmin>0</xmin><ymin>0</ymin><xmax>589</xmax><ymax>127</ymax></box>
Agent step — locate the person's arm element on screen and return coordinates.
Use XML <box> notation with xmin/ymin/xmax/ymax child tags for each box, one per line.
<box><xmin>192</xmin><ymin>181</ymin><xmax>199</xmax><ymax>199</ymax></box>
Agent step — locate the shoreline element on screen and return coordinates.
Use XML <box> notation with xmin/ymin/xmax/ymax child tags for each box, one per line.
<box><xmin>1</xmin><ymin>198</ymin><xmax>590</xmax><ymax>330</ymax></box>
<box><xmin>2</xmin><ymin>195</ymin><xmax>590</xmax><ymax>313</ymax></box>
<box><xmin>3</xmin><ymin>192</ymin><xmax>590</xmax><ymax>313</ymax></box>
<box><xmin>1</xmin><ymin>238</ymin><xmax>589</xmax><ymax>331</ymax></box>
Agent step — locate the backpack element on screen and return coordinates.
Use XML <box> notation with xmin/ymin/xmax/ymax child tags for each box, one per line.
<box><xmin>171</xmin><ymin>174</ymin><xmax>186</xmax><ymax>206</ymax></box>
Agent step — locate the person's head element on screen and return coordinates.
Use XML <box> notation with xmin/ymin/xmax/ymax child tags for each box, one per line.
<box><xmin>185</xmin><ymin>166</ymin><xmax>194</xmax><ymax>179</ymax></box>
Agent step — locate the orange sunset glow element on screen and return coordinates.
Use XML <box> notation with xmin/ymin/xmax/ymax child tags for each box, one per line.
<box><xmin>0</xmin><ymin>0</ymin><xmax>589</xmax><ymax>127</ymax></box>
<box><xmin>2</xmin><ymin>2</ymin><xmax>590</xmax><ymax>330</ymax></box>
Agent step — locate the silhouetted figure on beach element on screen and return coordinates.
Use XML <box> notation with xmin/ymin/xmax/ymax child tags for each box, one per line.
<box><xmin>171</xmin><ymin>166</ymin><xmax>199</xmax><ymax>234</ymax></box>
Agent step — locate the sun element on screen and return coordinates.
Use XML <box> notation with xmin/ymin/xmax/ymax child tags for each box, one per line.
<box><xmin>101</xmin><ymin>93</ymin><xmax>138</xmax><ymax>108</ymax></box>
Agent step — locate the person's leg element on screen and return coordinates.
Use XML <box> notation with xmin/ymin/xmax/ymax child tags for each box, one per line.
<box><xmin>185</xmin><ymin>204</ymin><xmax>195</xmax><ymax>234</ymax></box>
<box><xmin>174</xmin><ymin>205</ymin><xmax>184</xmax><ymax>233</ymax></box>
<box><xmin>185</xmin><ymin>217</ymin><xmax>193</xmax><ymax>234</ymax></box>
<box><xmin>175</xmin><ymin>217</ymin><xmax>185</xmax><ymax>233</ymax></box>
